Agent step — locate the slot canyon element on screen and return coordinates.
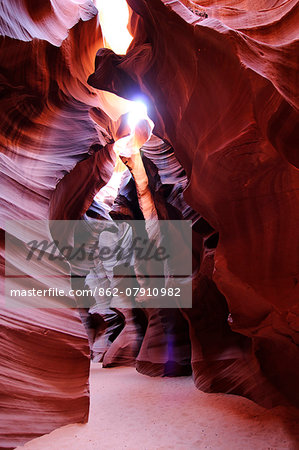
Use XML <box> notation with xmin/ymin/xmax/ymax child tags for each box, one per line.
<box><xmin>0</xmin><ymin>0</ymin><xmax>298</xmax><ymax>449</ymax></box>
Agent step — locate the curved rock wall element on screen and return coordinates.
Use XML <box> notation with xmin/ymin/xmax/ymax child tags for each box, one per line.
<box><xmin>88</xmin><ymin>0</ymin><xmax>299</xmax><ymax>406</ymax></box>
<box><xmin>0</xmin><ymin>0</ymin><xmax>298</xmax><ymax>447</ymax></box>
<box><xmin>0</xmin><ymin>2</ymin><xmax>103</xmax><ymax>448</ymax></box>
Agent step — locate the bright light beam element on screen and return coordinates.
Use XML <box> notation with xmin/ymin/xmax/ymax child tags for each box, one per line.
<box><xmin>127</xmin><ymin>101</ymin><xmax>148</xmax><ymax>133</ymax></box>
<box><xmin>95</xmin><ymin>0</ymin><xmax>133</xmax><ymax>54</ymax></box>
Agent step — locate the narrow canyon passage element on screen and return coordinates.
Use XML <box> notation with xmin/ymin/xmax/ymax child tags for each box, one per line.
<box><xmin>18</xmin><ymin>364</ymin><xmax>299</xmax><ymax>450</ymax></box>
<box><xmin>1</xmin><ymin>0</ymin><xmax>299</xmax><ymax>448</ymax></box>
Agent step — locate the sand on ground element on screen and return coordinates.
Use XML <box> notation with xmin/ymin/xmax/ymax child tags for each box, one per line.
<box><xmin>17</xmin><ymin>364</ymin><xmax>299</xmax><ymax>450</ymax></box>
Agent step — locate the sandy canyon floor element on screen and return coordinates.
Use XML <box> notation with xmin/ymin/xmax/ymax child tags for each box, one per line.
<box><xmin>17</xmin><ymin>364</ymin><xmax>299</xmax><ymax>450</ymax></box>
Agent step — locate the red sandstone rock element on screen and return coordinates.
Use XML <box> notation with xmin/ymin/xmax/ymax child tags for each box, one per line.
<box><xmin>1</xmin><ymin>0</ymin><xmax>299</xmax><ymax>447</ymax></box>
<box><xmin>88</xmin><ymin>0</ymin><xmax>299</xmax><ymax>406</ymax></box>
<box><xmin>0</xmin><ymin>6</ymin><xmax>103</xmax><ymax>449</ymax></box>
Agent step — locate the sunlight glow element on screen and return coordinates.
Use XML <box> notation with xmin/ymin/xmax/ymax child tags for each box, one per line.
<box><xmin>95</xmin><ymin>0</ymin><xmax>133</xmax><ymax>54</ymax></box>
<box><xmin>127</xmin><ymin>100</ymin><xmax>148</xmax><ymax>132</ymax></box>
<box><xmin>96</xmin><ymin>99</ymin><xmax>153</xmax><ymax>204</ymax></box>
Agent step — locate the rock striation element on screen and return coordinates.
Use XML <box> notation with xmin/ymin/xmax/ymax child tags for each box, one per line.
<box><xmin>88</xmin><ymin>0</ymin><xmax>299</xmax><ymax>407</ymax></box>
<box><xmin>0</xmin><ymin>0</ymin><xmax>298</xmax><ymax>448</ymax></box>
<box><xmin>0</xmin><ymin>3</ymin><xmax>103</xmax><ymax>448</ymax></box>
